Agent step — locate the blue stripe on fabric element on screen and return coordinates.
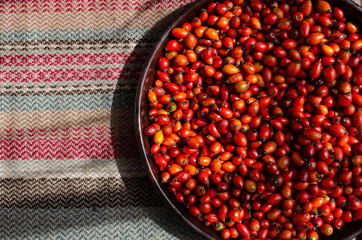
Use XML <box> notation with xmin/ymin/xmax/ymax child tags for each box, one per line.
<box><xmin>0</xmin><ymin>92</ymin><xmax>132</xmax><ymax>111</ymax></box>
<box><xmin>0</xmin><ymin>28</ymin><xmax>150</xmax><ymax>42</ymax></box>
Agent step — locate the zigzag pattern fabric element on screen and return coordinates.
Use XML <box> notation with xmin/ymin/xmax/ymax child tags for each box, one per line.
<box><xmin>0</xmin><ymin>0</ymin><xmax>204</xmax><ymax>239</ymax></box>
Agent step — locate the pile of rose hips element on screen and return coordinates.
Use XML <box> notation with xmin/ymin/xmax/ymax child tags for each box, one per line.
<box><xmin>144</xmin><ymin>0</ymin><xmax>362</xmax><ymax>239</ymax></box>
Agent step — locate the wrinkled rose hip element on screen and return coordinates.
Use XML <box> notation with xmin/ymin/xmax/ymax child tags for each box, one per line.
<box><xmin>145</xmin><ymin>0</ymin><xmax>362</xmax><ymax>239</ymax></box>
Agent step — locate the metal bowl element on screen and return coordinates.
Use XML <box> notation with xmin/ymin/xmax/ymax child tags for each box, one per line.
<box><xmin>136</xmin><ymin>0</ymin><xmax>362</xmax><ymax>239</ymax></box>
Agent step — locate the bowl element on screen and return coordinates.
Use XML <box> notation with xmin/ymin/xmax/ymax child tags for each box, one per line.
<box><xmin>135</xmin><ymin>1</ymin><xmax>362</xmax><ymax>239</ymax></box>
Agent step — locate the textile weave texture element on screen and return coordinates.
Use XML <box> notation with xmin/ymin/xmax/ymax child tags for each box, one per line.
<box><xmin>0</xmin><ymin>0</ymin><xmax>204</xmax><ymax>239</ymax></box>
<box><xmin>0</xmin><ymin>0</ymin><xmax>361</xmax><ymax>239</ymax></box>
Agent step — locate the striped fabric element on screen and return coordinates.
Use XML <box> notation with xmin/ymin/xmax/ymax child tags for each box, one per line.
<box><xmin>1</xmin><ymin>0</ymin><xmax>362</xmax><ymax>240</ymax></box>
<box><xmin>0</xmin><ymin>0</ymin><xmax>204</xmax><ymax>239</ymax></box>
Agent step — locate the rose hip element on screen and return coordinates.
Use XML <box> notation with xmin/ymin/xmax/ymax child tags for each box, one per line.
<box><xmin>144</xmin><ymin>0</ymin><xmax>362</xmax><ymax>239</ymax></box>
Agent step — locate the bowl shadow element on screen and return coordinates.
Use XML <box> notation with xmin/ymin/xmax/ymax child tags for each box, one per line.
<box><xmin>110</xmin><ymin>1</ymin><xmax>204</xmax><ymax>239</ymax></box>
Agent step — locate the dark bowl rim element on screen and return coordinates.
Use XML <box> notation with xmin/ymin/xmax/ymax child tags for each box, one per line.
<box><xmin>135</xmin><ymin>1</ymin><xmax>214</xmax><ymax>239</ymax></box>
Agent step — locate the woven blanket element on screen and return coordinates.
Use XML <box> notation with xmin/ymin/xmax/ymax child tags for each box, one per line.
<box><xmin>0</xmin><ymin>0</ymin><xmax>205</xmax><ymax>239</ymax></box>
<box><xmin>0</xmin><ymin>0</ymin><xmax>361</xmax><ymax>240</ymax></box>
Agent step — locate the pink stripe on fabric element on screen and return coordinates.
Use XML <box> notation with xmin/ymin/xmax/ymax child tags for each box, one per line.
<box><xmin>0</xmin><ymin>68</ymin><xmax>130</xmax><ymax>82</ymax></box>
<box><xmin>0</xmin><ymin>126</ymin><xmax>137</xmax><ymax>160</ymax></box>
<box><xmin>0</xmin><ymin>0</ymin><xmax>196</xmax><ymax>14</ymax></box>
<box><xmin>1</xmin><ymin>52</ymin><xmax>144</xmax><ymax>67</ymax></box>
<box><xmin>1</xmin><ymin>138</ymin><xmax>113</xmax><ymax>160</ymax></box>
<box><xmin>0</xmin><ymin>137</ymin><xmax>136</xmax><ymax>160</ymax></box>
<box><xmin>1</xmin><ymin>127</ymin><xmax>109</xmax><ymax>137</ymax></box>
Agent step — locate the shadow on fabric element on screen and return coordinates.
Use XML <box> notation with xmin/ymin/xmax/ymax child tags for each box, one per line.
<box><xmin>110</xmin><ymin>1</ymin><xmax>203</xmax><ymax>239</ymax></box>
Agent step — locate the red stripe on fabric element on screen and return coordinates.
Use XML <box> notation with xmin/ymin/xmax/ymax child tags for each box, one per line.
<box><xmin>1</xmin><ymin>127</ymin><xmax>110</xmax><ymax>137</ymax></box>
<box><xmin>1</xmin><ymin>52</ymin><xmax>145</xmax><ymax>67</ymax></box>
<box><xmin>0</xmin><ymin>68</ymin><xmax>133</xmax><ymax>82</ymax></box>
<box><xmin>0</xmin><ymin>136</ymin><xmax>137</xmax><ymax>160</ymax></box>
<box><xmin>0</xmin><ymin>127</ymin><xmax>138</xmax><ymax>160</ymax></box>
